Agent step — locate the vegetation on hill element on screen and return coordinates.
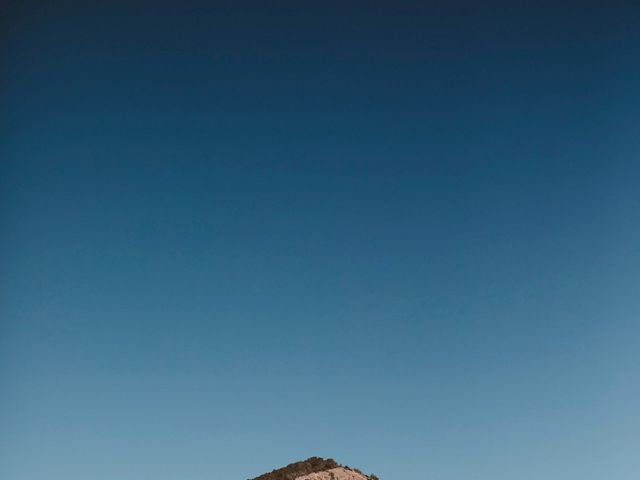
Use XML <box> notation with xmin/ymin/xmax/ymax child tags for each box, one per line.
<box><xmin>249</xmin><ymin>457</ymin><xmax>379</xmax><ymax>480</ymax></box>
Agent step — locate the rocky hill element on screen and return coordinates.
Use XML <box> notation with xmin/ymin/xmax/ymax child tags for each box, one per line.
<box><xmin>295</xmin><ymin>467</ymin><xmax>374</xmax><ymax>480</ymax></box>
<box><xmin>249</xmin><ymin>457</ymin><xmax>379</xmax><ymax>480</ymax></box>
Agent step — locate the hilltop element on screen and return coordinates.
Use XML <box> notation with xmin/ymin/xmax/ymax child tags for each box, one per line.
<box><xmin>249</xmin><ymin>457</ymin><xmax>379</xmax><ymax>480</ymax></box>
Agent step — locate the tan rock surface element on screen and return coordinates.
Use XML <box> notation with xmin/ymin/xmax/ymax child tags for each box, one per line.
<box><xmin>296</xmin><ymin>467</ymin><xmax>370</xmax><ymax>480</ymax></box>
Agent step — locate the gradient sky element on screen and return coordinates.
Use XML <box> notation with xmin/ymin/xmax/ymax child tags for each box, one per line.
<box><xmin>1</xmin><ymin>2</ymin><xmax>639</xmax><ymax>479</ymax></box>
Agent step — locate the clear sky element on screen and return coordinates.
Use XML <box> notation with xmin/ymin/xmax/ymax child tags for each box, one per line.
<box><xmin>1</xmin><ymin>2</ymin><xmax>639</xmax><ymax>479</ymax></box>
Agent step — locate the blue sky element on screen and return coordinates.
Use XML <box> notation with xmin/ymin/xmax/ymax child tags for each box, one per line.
<box><xmin>1</xmin><ymin>2</ymin><xmax>639</xmax><ymax>479</ymax></box>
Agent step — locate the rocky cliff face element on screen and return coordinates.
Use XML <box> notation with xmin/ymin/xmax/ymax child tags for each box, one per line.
<box><xmin>249</xmin><ymin>457</ymin><xmax>378</xmax><ymax>480</ymax></box>
<box><xmin>295</xmin><ymin>467</ymin><xmax>371</xmax><ymax>480</ymax></box>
